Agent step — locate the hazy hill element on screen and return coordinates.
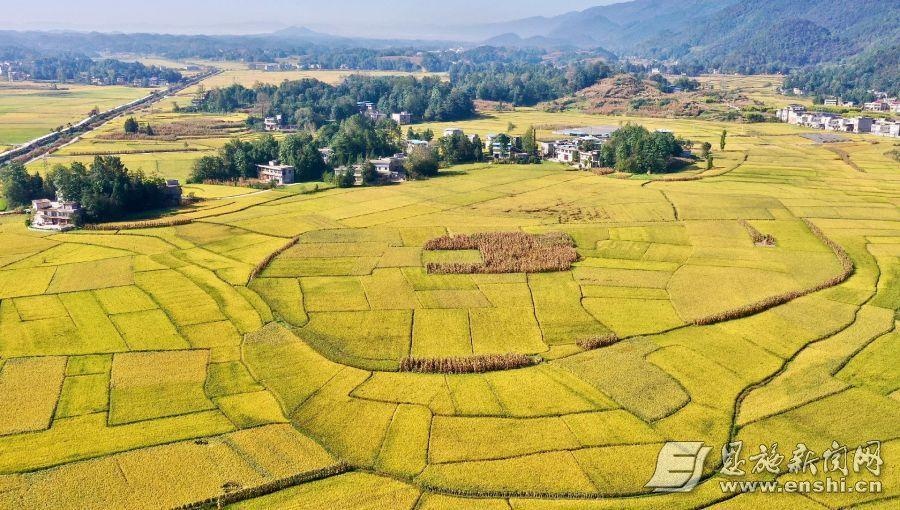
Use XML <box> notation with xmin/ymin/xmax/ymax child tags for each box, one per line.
<box><xmin>480</xmin><ymin>0</ymin><xmax>900</xmax><ymax>73</ymax></box>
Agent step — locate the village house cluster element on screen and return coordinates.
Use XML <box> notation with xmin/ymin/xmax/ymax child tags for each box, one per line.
<box><xmin>776</xmin><ymin>104</ymin><xmax>900</xmax><ymax>138</ymax></box>
<box><xmin>540</xmin><ymin>127</ymin><xmax>619</xmax><ymax>169</ymax></box>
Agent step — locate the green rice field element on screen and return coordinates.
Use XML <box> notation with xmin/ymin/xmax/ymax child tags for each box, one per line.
<box><xmin>0</xmin><ymin>81</ymin><xmax>157</xmax><ymax>149</ymax></box>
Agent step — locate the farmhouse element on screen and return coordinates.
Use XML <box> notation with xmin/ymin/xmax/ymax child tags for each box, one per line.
<box><xmin>31</xmin><ymin>198</ymin><xmax>80</xmax><ymax>230</ymax></box>
<box><xmin>777</xmin><ymin>105</ymin><xmax>896</xmax><ymax>137</ymax></box>
<box><xmin>443</xmin><ymin>128</ymin><xmax>464</xmax><ymax>138</ymax></box>
<box><xmin>334</xmin><ymin>154</ymin><xmax>408</xmax><ymax>186</ymax></box>
<box><xmin>577</xmin><ymin>150</ymin><xmax>602</xmax><ymax>170</ymax></box>
<box><xmin>864</xmin><ymin>101</ymin><xmax>889</xmax><ymax>112</ymax></box>
<box><xmin>264</xmin><ymin>115</ymin><xmax>283</xmax><ymax>131</ymax></box>
<box><xmin>257</xmin><ymin>161</ymin><xmax>295</xmax><ymax>185</ymax></box>
<box><xmin>371</xmin><ymin>154</ymin><xmax>408</xmax><ymax>183</ymax></box>
<box><xmin>391</xmin><ymin>112</ymin><xmax>412</xmax><ymax>125</ymax></box>
<box><xmin>319</xmin><ymin>147</ymin><xmax>334</xmax><ymax>165</ymax></box>
<box><xmin>871</xmin><ymin>119</ymin><xmax>900</xmax><ymax>138</ymax></box>
<box><xmin>161</xmin><ymin>180</ymin><xmax>183</xmax><ymax>206</ymax></box>
<box><xmin>555</xmin><ymin>144</ymin><xmax>579</xmax><ymax>164</ymax></box>
<box><xmin>539</xmin><ymin>141</ymin><xmax>556</xmax><ymax>158</ymax></box>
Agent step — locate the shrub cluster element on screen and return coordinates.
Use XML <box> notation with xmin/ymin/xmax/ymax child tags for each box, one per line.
<box><xmin>399</xmin><ymin>353</ymin><xmax>538</xmax><ymax>374</ymax></box>
<box><xmin>577</xmin><ymin>334</ymin><xmax>621</xmax><ymax>351</ymax></box>
<box><xmin>692</xmin><ymin>219</ymin><xmax>853</xmax><ymax>326</ymax></box>
<box><xmin>424</xmin><ymin>231</ymin><xmax>578</xmax><ymax>274</ymax></box>
<box><xmin>739</xmin><ymin>219</ymin><xmax>776</xmax><ymax>246</ymax></box>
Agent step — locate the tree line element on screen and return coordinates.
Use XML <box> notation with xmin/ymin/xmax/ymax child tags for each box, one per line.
<box><xmin>17</xmin><ymin>55</ymin><xmax>183</xmax><ymax>84</ymax></box>
<box><xmin>196</xmin><ymin>74</ymin><xmax>475</xmax><ymax>128</ymax></box>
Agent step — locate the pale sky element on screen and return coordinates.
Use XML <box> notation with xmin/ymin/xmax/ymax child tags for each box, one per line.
<box><xmin>3</xmin><ymin>0</ymin><xmax>616</xmax><ymax>37</ymax></box>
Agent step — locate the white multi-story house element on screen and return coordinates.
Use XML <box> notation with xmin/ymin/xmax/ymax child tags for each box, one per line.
<box><xmin>864</xmin><ymin>101</ymin><xmax>889</xmax><ymax>112</ymax></box>
<box><xmin>871</xmin><ymin>120</ymin><xmax>900</xmax><ymax>138</ymax></box>
<box><xmin>31</xmin><ymin>199</ymin><xmax>80</xmax><ymax>230</ymax></box>
<box><xmin>257</xmin><ymin>161</ymin><xmax>295</xmax><ymax>185</ymax></box>
<box><xmin>555</xmin><ymin>144</ymin><xmax>579</xmax><ymax>164</ymax></box>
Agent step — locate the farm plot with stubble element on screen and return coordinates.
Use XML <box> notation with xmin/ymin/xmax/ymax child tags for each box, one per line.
<box><xmin>0</xmin><ymin>119</ymin><xmax>897</xmax><ymax>509</ymax></box>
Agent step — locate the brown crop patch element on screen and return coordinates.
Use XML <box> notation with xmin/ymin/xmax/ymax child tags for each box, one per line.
<box><xmin>424</xmin><ymin>231</ymin><xmax>578</xmax><ymax>274</ymax></box>
<box><xmin>577</xmin><ymin>333</ymin><xmax>621</xmax><ymax>351</ymax></box>
<box><xmin>399</xmin><ymin>353</ymin><xmax>538</xmax><ymax>374</ymax></box>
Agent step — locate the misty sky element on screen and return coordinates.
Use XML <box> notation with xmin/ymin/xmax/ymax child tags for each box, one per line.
<box><xmin>5</xmin><ymin>0</ymin><xmax>615</xmax><ymax>37</ymax></box>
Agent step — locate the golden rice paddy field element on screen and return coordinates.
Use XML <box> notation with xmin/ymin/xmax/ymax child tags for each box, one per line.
<box><xmin>0</xmin><ymin>81</ymin><xmax>158</xmax><ymax>150</ymax></box>
<box><xmin>1</xmin><ymin>93</ymin><xmax>899</xmax><ymax>508</ymax></box>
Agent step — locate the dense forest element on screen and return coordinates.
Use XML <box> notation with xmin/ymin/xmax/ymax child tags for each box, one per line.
<box><xmin>597</xmin><ymin>124</ymin><xmax>688</xmax><ymax>174</ymax></box>
<box><xmin>450</xmin><ymin>61</ymin><xmax>612</xmax><ymax>106</ymax></box>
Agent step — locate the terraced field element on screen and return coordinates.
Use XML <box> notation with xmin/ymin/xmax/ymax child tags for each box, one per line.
<box><xmin>0</xmin><ymin>121</ymin><xmax>897</xmax><ymax>509</ymax></box>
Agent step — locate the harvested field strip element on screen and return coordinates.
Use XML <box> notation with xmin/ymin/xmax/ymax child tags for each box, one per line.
<box><xmin>400</xmin><ymin>354</ymin><xmax>539</xmax><ymax>374</ymax></box>
<box><xmin>576</xmin><ymin>334</ymin><xmax>620</xmax><ymax>351</ymax></box>
<box><xmin>83</xmin><ymin>218</ymin><xmax>194</xmax><ymax>231</ymax></box>
<box><xmin>825</xmin><ymin>146</ymin><xmax>864</xmax><ymax>173</ymax></box>
<box><xmin>248</xmin><ymin>235</ymin><xmax>301</xmax><ymax>284</ymax></box>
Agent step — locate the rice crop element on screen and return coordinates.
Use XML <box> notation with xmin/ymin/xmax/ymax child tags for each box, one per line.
<box><xmin>691</xmin><ymin>219</ymin><xmax>854</xmax><ymax>326</ymax></box>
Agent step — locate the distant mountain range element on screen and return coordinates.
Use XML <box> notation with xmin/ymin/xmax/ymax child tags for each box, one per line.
<box><xmin>472</xmin><ymin>0</ymin><xmax>900</xmax><ymax>71</ymax></box>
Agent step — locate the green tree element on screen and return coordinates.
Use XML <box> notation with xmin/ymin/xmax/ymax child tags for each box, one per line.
<box><xmin>187</xmin><ymin>155</ymin><xmax>227</xmax><ymax>183</ymax></box>
<box><xmin>0</xmin><ymin>163</ymin><xmax>45</xmax><ymax>207</ymax></box>
<box><xmin>361</xmin><ymin>162</ymin><xmax>379</xmax><ymax>185</ymax></box>
<box><xmin>699</xmin><ymin>142</ymin><xmax>712</xmax><ymax>158</ymax></box>
<box><xmin>706</xmin><ymin>153</ymin><xmax>714</xmax><ymax>170</ymax></box>
<box><xmin>294</xmin><ymin>143</ymin><xmax>329</xmax><ymax>182</ymax></box>
<box><xmin>123</xmin><ymin>117</ymin><xmax>139</xmax><ymax>134</ymax></box>
<box><xmin>336</xmin><ymin>168</ymin><xmax>356</xmax><ymax>188</ymax></box>
<box><xmin>720</xmin><ymin>129</ymin><xmax>727</xmax><ymax>150</ymax></box>
<box><xmin>404</xmin><ymin>146</ymin><xmax>440</xmax><ymax>179</ymax></box>
<box><xmin>522</xmin><ymin>126</ymin><xmax>537</xmax><ymax>156</ymax></box>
